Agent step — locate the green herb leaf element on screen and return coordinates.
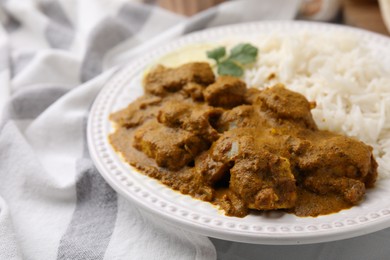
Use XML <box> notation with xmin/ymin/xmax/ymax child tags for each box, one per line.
<box><xmin>218</xmin><ymin>60</ymin><xmax>243</xmax><ymax>77</ymax></box>
<box><xmin>206</xmin><ymin>43</ymin><xmax>258</xmax><ymax>77</ymax></box>
<box><xmin>206</xmin><ymin>47</ymin><xmax>226</xmax><ymax>62</ymax></box>
<box><xmin>228</xmin><ymin>43</ymin><xmax>258</xmax><ymax>64</ymax></box>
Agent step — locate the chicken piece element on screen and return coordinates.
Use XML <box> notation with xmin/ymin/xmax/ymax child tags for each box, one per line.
<box><xmin>195</xmin><ymin>130</ymin><xmax>242</xmax><ymax>187</ymax></box>
<box><xmin>219</xmin><ymin>191</ymin><xmax>249</xmax><ymax>217</ymax></box>
<box><xmin>257</xmin><ymin>84</ymin><xmax>317</xmax><ymax>129</ymax></box>
<box><xmin>230</xmin><ymin>154</ymin><xmax>296</xmax><ymax>210</ymax></box>
<box><xmin>181</xmin><ymin>82</ymin><xmax>205</xmax><ymax>101</ymax></box>
<box><xmin>303</xmin><ymin>175</ymin><xmax>365</xmax><ymax>204</ymax></box>
<box><xmin>199</xmin><ymin>129</ymin><xmax>297</xmax><ymax>210</ymax></box>
<box><xmin>299</xmin><ymin>134</ymin><xmax>378</xmax><ymax>204</ymax></box>
<box><xmin>244</xmin><ymin>87</ymin><xmax>262</xmax><ymax>104</ymax></box>
<box><xmin>203</xmin><ymin>76</ymin><xmax>247</xmax><ymax>108</ymax></box>
<box><xmin>109</xmin><ymin>95</ymin><xmax>162</xmax><ymax>128</ymax></box>
<box><xmin>195</xmin><ymin>151</ymin><xmax>232</xmax><ymax>185</ymax></box>
<box><xmin>133</xmin><ymin>121</ymin><xmax>208</xmax><ymax>170</ymax></box>
<box><xmin>144</xmin><ymin>62</ymin><xmax>215</xmax><ymax>96</ymax></box>
<box><xmin>157</xmin><ymin>100</ymin><xmax>223</xmax><ymax>142</ymax></box>
<box><xmin>215</xmin><ymin>105</ymin><xmax>272</xmax><ymax>132</ymax></box>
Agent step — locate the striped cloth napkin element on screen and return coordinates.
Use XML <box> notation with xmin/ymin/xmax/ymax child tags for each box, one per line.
<box><xmin>2</xmin><ymin>1</ymin><xmax>390</xmax><ymax>260</ymax></box>
<box><xmin>0</xmin><ymin>0</ymin><xmax>300</xmax><ymax>259</ymax></box>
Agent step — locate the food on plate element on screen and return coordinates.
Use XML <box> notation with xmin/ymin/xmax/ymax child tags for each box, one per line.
<box><xmin>206</xmin><ymin>43</ymin><xmax>258</xmax><ymax>77</ymax></box>
<box><xmin>109</xmin><ymin>61</ymin><xmax>378</xmax><ymax>217</ymax></box>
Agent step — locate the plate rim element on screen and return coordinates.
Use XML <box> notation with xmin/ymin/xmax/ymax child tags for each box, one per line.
<box><xmin>87</xmin><ymin>20</ymin><xmax>390</xmax><ymax>245</ymax></box>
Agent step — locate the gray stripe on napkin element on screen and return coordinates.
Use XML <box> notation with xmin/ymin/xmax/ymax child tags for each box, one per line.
<box><xmin>40</xmin><ymin>0</ymin><xmax>72</xmax><ymax>27</ymax></box>
<box><xmin>117</xmin><ymin>2</ymin><xmax>152</xmax><ymax>33</ymax></box>
<box><xmin>40</xmin><ymin>0</ymin><xmax>74</xmax><ymax>49</ymax></box>
<box><xmin>80</xmin><ymin>3</ymin><xmax>152</xmax><ymax>82</ymax></box>
<box><xmin>183</xmin><ymin>7</ymin><xmax>218</xmax><ymax>34</ymax></box>
<box><xmin>143</xmin><ymin>0</ymin><xmax>157</xmax><ymax>4</ymax></box>
<box><xmin>80</xmin><ymin>18</ymin><xmax>133</xmax><ymax>82</ymax></box>
<box><xmin>57</xmin><ymin>116</ymin><xmax>118</xmax><ymax>260</ymax></box>
<box><xmin>11</xmin><ymin>52</ymin><xmax>35</xmax><ymax>76</ymax></box>
<box><xmin>0</xmin><ymin>0</ymin><xmax>20</xmax><ymax>32</ymax></box>
<box><xmin>3</xmin><ymin>12</ymin><xmax>20</xmax><ymax>33</ymax></box>
<box><xmin>0</xmin><ymin>44</ymin><xmax>9</xmax><ymax>72</ymax></box>
<box><xmin>5</xmin><ymin>86</ymin><xmax>69</xmax><ymax>120</ymax></box>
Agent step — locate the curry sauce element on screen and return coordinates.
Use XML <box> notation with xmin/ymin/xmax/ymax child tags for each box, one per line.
<box><xmin>109</xmin><ymin>62</ymin><xmax>378</xmax><ymax>217</ymax></box>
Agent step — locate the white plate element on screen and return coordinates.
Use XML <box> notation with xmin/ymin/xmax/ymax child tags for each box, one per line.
<box><xmin>87</xmin><ymin>21</ymin><xmax>390</xmax><ymax>245</ymax></box>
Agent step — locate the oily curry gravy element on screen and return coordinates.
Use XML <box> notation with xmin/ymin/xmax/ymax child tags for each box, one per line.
<box><xmin>109</xmin><ymin>62</ymin><xmax>378</xmax><ymax>217</ymax></box>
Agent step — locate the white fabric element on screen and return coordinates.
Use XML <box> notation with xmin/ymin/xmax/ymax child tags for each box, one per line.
<box><xmin>7</xmin><ymin>0</ymin><xmax>390</xmax><ymax>260</ymax></box>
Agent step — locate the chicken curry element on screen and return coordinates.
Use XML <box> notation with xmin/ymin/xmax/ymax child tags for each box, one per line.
<box><xmin>109</xmin><ymin>62</ymin><xmax>378</xmax><ymax>217</ymax></box>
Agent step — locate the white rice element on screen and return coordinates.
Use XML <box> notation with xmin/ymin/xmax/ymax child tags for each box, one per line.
<box><xmin>235</xmin><ymin>32</ymin><xmax>390</xmax><ymax>178</ymax></box>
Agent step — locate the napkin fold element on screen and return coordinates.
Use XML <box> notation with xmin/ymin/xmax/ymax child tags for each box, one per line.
<box><xmin>0</xmin><ymin>0</ymin><xmax>300</xmax><ymax>259</ymax></box>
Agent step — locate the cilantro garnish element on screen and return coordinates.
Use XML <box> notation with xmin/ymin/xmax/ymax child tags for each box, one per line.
<box><xmin>206</xmin><ymin>43</ymin><xmax>258</xmax><ymax>77</ymax></box>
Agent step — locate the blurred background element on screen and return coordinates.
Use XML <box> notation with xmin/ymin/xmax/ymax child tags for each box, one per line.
<box><xmin>147</xmin><ymin>0</ymin><xmax>390</xmax><ymax>36</ymax></box>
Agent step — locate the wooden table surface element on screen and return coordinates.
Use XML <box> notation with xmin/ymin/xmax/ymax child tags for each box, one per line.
<box><xmin>344</xmin><ymin>0</ymin><xmax>389</xmax><ymax>36</ymax></box>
